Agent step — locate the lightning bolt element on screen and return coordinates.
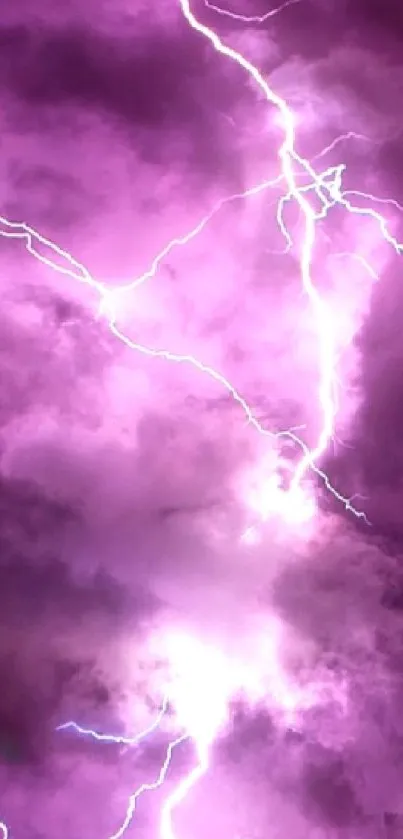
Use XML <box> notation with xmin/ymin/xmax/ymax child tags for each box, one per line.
<box><xmin>160</xmin><ymin>739</ymin><xmax>209</xmax><ymax>839</ymax></box>
<box><xmin>56</xmin><ymin>694</ymin><xmax>170</xmax><ymax>746</ymax></box>
<box><xmin>203</xmin><ymin>0</ymin><xmax>301</xmax><ymax>23</ymax></box>
<box><xmin>0</xmin><ymin>194</ymin><xmax>370</xmax><ymax>527</ymax></box>
<box><xmin>1</xmin><ymin>153</ymin><xmax>401</xmax><ymax>527</ymax></box>
<box><xmin>111</xmin><ymin>736</ymin><xmax>208</xmax><ymax>839</ymax></box>
<box><xmin>108</xmin><ymin>734</ymin><xmax>190</xmax><ymax>839</ymax></box>
<box><xmin>57</xmin><ymin>689</ymin><xmax>210</xmax><ymax>839</ymax></box>
<box><xmin>2</xmin><ymin>1</ymin><xmax>403</xmax><ymax>836</ymax></box>
<box><xmin>3</xmin><ymin>3</ymin><xmax>400</xmax><ymax>526</ymax></box>
<box><xmin>176</xmin><ymin>0</ymin><xmax>403</xmax><ymax>516</ymax></box>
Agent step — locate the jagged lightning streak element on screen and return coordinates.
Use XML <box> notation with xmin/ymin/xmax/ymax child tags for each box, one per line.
<box><xmin>160</xmin><ymin>740</ymin><xmax>209</xmax><ymax>839</ymax></box>
<box><xmin>56</xmin><ymin>694</ymin><xmax>170</xmax><ymax>745</ymax></box>
<box><xmin>177</xmin><ymin>0</ymin><xmax>333</xmax><ymax>494</ymax></box>
<box><xmin>331</xmin><ymin>251</ymin><xmax>379</xmax><ymax>284</ymax></box>
<box><xmin>203</xmin><ymin>0</ymin><xmax>301</xmax><ymax>22</ymax></box>
<box><xmin>100</xmin><ymin>172</ymin><xmax>284</xmax><ymax>298</ymax></box>
<box><xmin>56</xmin><ymin>695</ymin><xmax>206</xmax><ymax>838</ymax></box>
<box><xmin>154</xmin><ymin>629</ymin><xmax>239</xmax><ymax>839</ymax></box>
<box><xmin>111</xmin><ymin>626</ymin><xmax>240</xmax><ymax>839</ymax></box>
<box><xmin>2</xmin><ymin>155</ymin><xmax>401</xmax><ymax>525</ymax></box>
<box><xmin>56</xmin><ymin>684</ymin><xmax>211</xmax><ymax>839</ymax></box>
<box><xmin>165</xmin><ymin>2</ymin><xmax>333</xmax><ymax>508</ymax></box>
<box><xmin>108</xmin><ymin>715</ymin><xmax>213</xmax><ymax>839</ymax></box>
<box><xmin>1</xmin><ymin>134</ymin><xmax>401</xmax><ymax>526</ymax></box>
<box><xmin>56</xmin><ymin>694</ymin><xmax>206</xmax><ymax>839</ymax></box>
<box><xmin>176</xmin><ymin>0</ymin><xmax>401</xmax><ymax>508</ymax></box>
<box><xmin>108</xmin><ymin>734</ymin><xmax>190</xmax><ymax>839</ymax></box>
<box><xmin>0</xmin><ymin>200</ymin><xmax>370</xmax><ymax>523</ymax></box>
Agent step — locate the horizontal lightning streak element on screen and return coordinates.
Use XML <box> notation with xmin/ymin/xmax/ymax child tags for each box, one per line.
<box><xmin>203</xmin><ymin>0</ymin><xmax>301</xmax><ymax>23</ymax></box>
<box><xmin>56</xmin><ymin>694</ymin><xmax>169</xmax><ymax>746</ymax></box>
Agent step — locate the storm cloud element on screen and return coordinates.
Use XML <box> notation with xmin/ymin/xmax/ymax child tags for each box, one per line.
<box><xmin>1</xmin><ymin>0</ymin><xmax>403</xmax><ymax>838</ymax></box>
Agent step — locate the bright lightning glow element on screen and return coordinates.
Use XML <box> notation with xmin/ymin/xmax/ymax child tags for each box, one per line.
<box><xmin>163</xmin><ymin>630</ymin><xmax>240</xmax><ymax>744</ymax></box>
<box><xmin>247</xmin><ymin>470</ymin><xmax>316</xmax><ymax>526</ymax></box>
<box><xmin>155</xmin><ymin>629</ymin><xmax>249</xmax><ymax>839</ymax></box>
<box><xmin>0</xmin><ymin>823</ymin><xmax>8</xmax><ymax>839</ymax></box>
<box><xmin>108</xmin><ymin>629</ymin><xmax>239</xmax><ymax>839</ymax></box>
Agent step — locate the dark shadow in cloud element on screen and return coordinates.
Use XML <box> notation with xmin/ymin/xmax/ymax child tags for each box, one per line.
<box><xmin>270</xmin><ymin>523</ymin><xmax>403</xmax><ymax>830</ymax></box>
<box><xmin>352</xmin><ymin>268</ymin><xmax>403</xmax><ymax>493</ymax></box>
<box><xmin>0</xmin><ymin>473</ymin><xmax>75</xmax><ymax>566</ymax></box>
<box><xmin>10</xmin><ymin>164</ymin><xmax>97</xmax><ymax>231</ymax></box>
<box><xmin>0</xmin><ymin>286</ymin><xmax>113</xmax><ymax>431</ymax></box>
<box><xmin>271</xmin><ymin>532</ymin><xmax>380</xmax><ymax>648</ymax></box>
<box><xmin>0</xmin><ymin>653</ymin><xmax>53</xmax><ymax>767</ymax></box>
<box><xmin>301</xmin><ymin>746</ymin><xmax>362</xmax><ymax>829</ymax></box>
<box><xmin>0</xmin><ymin>475</ymin><xmax>160</xmax><ymax>769</ymax></box>
<box><xmin>318</xmin><ymin>259</ymin><xmax>403</xmax><ymax>541</ymax></box>
<box><xmin>220</xmin><ymin>701</ymin><xmax>364</xmax><ymax>833</ymax></box>
<box><xmin>344</xmin><ymin>0</ymin><xmax>403</xmax><ymax>51</ymax></box>
<box><xmin>0</xmin><ymin>463</ymin><xmax>162</xmax><ymax>625</ymax></box>
<box><xmin>262</xmin><ymin>0</ymin><xmax>403</xmax><ymax>62</ymax></box>
<box><xmin>223</xmin><ymin>701</ymin><xmax>276</xmax><ymax>763</ymax></box>
<box><xmin>0</xmin><ymin>640</ymin><xmax>125</xmax><ymax>769</ymax></box>
<box><xmin>375</xmin><ymin>134</ymin><xmax>403</xmax><ymax>201</ymax></box>
<box><xmin>0</xmin><ymin>553</ymin><xmax>125</xmax><ymax>625</ymax></box>
<box><xmin>0</xmin><ymin>20</ymin><xmax>251</xmax><ymax>181</ymax></box>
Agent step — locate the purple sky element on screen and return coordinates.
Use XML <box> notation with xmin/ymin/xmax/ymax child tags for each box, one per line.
<box><xmin>1</xmin><ymin>0</ymin><xmax>403</xmax><ymax>837</ymax></box>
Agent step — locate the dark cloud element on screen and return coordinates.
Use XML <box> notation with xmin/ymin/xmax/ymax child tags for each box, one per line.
<box><xmin>0</xmin><ymin>17</ymin><xmax>251</xmax><ymax>221</ymax></box>
<box><xmin>321</xmin><ymin>259</ymin><xmax>403</xmax><ymax>541</ymax></box>
<box><xmin>269</xmin><ymin>523</ymin><xmax>403</xmax><ymax>829</ymax></box>
<box><xmin>302</xmin><ymin>749</ymin><xmax>362</xmax><ymax>828</ymax></box>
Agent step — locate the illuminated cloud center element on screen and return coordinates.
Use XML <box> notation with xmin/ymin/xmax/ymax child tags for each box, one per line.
<box><xmin>251</xmin><ymin>473</ymin><xmax>316</xmax><ymax>524</ymax></box>
<box><xmin>159</xmin><ymin>619</ymin><xmax>333</xmax><ymax>740</ymax></box>
<box><xmin>239</xmin><ymin>455</ymin><xmax>317</xmax><ymax>546</ymax></box>
<box><xmin>163</xmin><ymin>630</ymin><xmax>243</xmax><ymax>745</ymax></box>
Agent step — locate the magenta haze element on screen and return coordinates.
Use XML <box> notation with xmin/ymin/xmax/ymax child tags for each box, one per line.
<box><xmin>1</xmin><ymin>0</ymin><xmax>403</xmax><ymax>838</ymax></box>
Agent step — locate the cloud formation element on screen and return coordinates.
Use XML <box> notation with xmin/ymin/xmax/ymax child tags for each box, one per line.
<box><xmin>1</xmin><ymin>0</ymin><xmax>403</xmax><ymax>837</ymax></box>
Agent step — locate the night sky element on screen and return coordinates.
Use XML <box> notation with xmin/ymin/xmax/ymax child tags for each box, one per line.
<box><xmin>1</xmin><ymin>0</ymin><xmax>403</xmax><ymax>837</ymax></box>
